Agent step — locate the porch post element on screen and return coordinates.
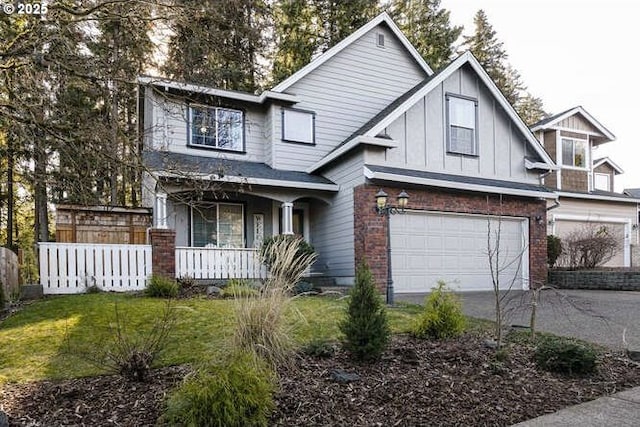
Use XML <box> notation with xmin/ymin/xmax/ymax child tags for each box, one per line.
<box><xmin>281</xmin><ymin>202</ymin><xmax>294</xmax><ymax>235</ymax></box>
<box><xmin>154</xmin><ymin>192</ymin><xmax>168</xmax><ymax>229</ymax></box>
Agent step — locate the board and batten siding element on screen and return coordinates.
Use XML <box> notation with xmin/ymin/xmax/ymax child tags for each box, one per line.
<box><xmin>145</xmin><ymin>90</ymin><xmax>266</xmax><ymax>163</ymax></box>
<box><xmin>311</xmin><ymin>151</ymin><xmax>366</xmax><ymax>284</ymax></box>
<box><xmin>367</xmin><ymin>64</ymin><xmax>538</xmax><ymax>184</ymax></box>
<box><xmin>558</xmin><ymin>114</ymin><xmax>600</xmax><ymax>134</ymax></box>
<box><xmin>273</xmin><ymin>24</ymin><xmax>427</xmax><ymax>171</ymax></box>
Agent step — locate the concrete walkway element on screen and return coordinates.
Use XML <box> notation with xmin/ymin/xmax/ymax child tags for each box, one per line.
<box><xmin>513</xmin><ymin>387</ymin><xmax>640</xmax><ymax>426</ymax></box>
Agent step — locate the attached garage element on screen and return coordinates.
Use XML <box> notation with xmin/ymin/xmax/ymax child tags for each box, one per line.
<box><xmin>553</xmin><ymin>219</ymin><xmax>629</xmax><ymax>267</ymax></box>
<box><xmin>391</xmin><ymin>211</ymin><xmax>529</xmax><ymax>292</ymax></box>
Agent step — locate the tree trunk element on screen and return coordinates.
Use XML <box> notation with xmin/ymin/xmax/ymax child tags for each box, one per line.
<box><xmin>34</xmin><ymin>137</ymin><xmax>49</xmax><ymax>242</ymax></box>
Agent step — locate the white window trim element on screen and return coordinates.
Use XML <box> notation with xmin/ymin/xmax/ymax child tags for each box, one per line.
<box><xmin>190</xmin><ymin>203</ymin><xmax>245</xmax><ymax>248</ymax></box>
<box><xmin>445</xmin><ymin>93</ymin><xmax>479</xmax><ymax>156</ymax></box>
<box><xmin>559</xmin><ymin>136</ymin><xmax>589</xmax><ymax>170</ymax></box>
<box><xmin>188</xmin><ymin>105</ymin><xmax>244</xmax><ymax>152</ymax></box>
<box><xmin>594</xmin><ymin>172</ymin><xmax>611</xmax><ymax>191</ymax></box>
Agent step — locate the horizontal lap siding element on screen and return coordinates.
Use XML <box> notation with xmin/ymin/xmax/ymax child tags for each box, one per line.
<box><xmin>274</xmin><ymin>24</ymin><xmax>426</xmax><ymax>171</ymax></box>
<box><xmin>148</xmin><ymin>90</ymin><xmax>265</xmax><ymax>163</ymax></box>
<box><xmin>312</xmin><ymin>152</ymin><xmax>365</xmax><ymax>282</ymax></box>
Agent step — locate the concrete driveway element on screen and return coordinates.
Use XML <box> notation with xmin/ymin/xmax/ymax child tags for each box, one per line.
<box><xmin>396</xmin><ymin>289</ymin><xmax>640</xmax><ymax>350</ymax></box>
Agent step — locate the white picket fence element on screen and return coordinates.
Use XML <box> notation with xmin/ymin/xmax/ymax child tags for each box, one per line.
<box><xmin>175</xmin><ymin>247</ymin><xmax>266</xmax><ymax>280</ymax></box>
<box><xmin>39</xmin><ymin>243</ymin><xmax>152</xmax><ymax>294</ymax></box>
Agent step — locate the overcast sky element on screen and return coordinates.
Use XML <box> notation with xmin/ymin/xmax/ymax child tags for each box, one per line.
<box><xmin>440</xmin><ymin>0</ymin><xmax>639</xmax><ymax>192</ymax></box>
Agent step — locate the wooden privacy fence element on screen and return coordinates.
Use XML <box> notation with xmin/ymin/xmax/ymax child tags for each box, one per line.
<box><xmin>176</xmin><ymin>247</ymin><xmax>266</xmax><ymax>280</ymax></box>
<box><xmin>39</xmin><ymin>243</ymin><xmax>152</xmax><ymax>294</ymax></box>
<box><xmin>0</xmin><ymin>247</ymin><xmax>19</xmax><ymax>298</ymax></box>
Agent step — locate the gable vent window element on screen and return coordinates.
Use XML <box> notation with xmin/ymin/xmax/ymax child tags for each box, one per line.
<box><xmin>282</xmin><ymin>108</ymin><xmax>315</xmax><ymax>145</ymax></box>
<box><xmin>446</xmin><ymin>93</ymin><xmax>478</xmax><ymax>156</ymax></box>
<box><xmin>376</xmin><ymin>33</ymin><xmax>385</xmax><ymax>47</ymax></box>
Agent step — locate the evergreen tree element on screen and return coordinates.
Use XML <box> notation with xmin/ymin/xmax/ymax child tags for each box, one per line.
<box><xmin>515</xmin><ymin>92</ymin><xmax>547</xmax><ymax>126</ymax></box>
<box><xmin>390</xmin><ymin>0</ymin><xmax>462</xmax><ymax>71</ymax></box>
<box><xmin>340</xmin><ymin>262</ymin><xmax>390</xmax><ymax>362</ymax></box>
<box><xmin>165</xmin><ymin>0</ymin><xmax>269</xmax><ymax>92</ymax></box>
<box><xmin>270</xmin><ymin>0</ymin><xmax>379</xmax><ymax>84</ymax></box>
<box><xmin>272</xmin><ymin>0</ymin><xmax>318</xmax><ymax>84</ymax></box>
<box><xmin>461</xmin><ymin>10</ymin><xmax>546</xmax><ymax>122</ymax></box>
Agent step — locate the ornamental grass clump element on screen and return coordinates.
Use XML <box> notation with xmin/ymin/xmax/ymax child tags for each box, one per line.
<box><xmin>413</xmin><ymin>281</ymin><xmax>466</xmax><ymax>340</ymax></box>
<box><xmin>160</xmin><ymin>350</ymin><xmax>275</xmax><ymax>427</ymax></box>
<box><xmin>340</xmin><ymin>263</ymin><xmax>390</xmax><ymax>362</ymax></box>
<box><xmin>145</xmin><ymin>275</ymin><xmax>179</xmax><ymax>298</ymax></box>
<box><xmin>233</xmin><ymin>235</ymin><xmax>317</xmax><ymax>368</ymax></box>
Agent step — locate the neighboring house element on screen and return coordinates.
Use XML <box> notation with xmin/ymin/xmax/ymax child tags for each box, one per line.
<box><xmin>139</xmin><ymin>12</ymin><xmax>557</xmax><ymax>293</ymax></box>
<box><xmin>532</xmin><ymin>107</ymin><xmax>640</xmax><ymax>267</ymax></box>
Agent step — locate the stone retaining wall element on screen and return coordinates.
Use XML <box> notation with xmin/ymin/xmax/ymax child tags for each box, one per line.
<box><xmin>548</xmin><ymin>270</ymin><xmax>640</xmax><ymax>290</ymax></box>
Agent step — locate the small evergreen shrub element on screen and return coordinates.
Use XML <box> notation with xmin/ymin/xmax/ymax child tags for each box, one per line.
<box><xmin>222</xmin><ymin>279</ymin><xmax>259</xmax><ymax>299</ymax></box>
<box><xmin>145</xmin><ymin>275</ymin><xmax>179</xmax><ymax>298</ymax></box>
<box><xmin>413</xmin><ymin>281</ymin><xmax>466</xmax><ymax>340</ymax></box>
<box><xmin>161</xmin><ymin>351</ymin><xmax>275</xmax><ymax>427</ymax></box>
<box><xmin>534</xmin><ymin>336</ymin><xmax>598</xmax><ymax>375</ymax></box>
<box><xmin>340</xmin><ymin>263</ymin><xmax>390</xmax><ymax>362</ymax></box>
<box><xmin>302</xmin><ymin>339</ymin><xmax>335</xmax><ymax>358</ymax></box>
<box><xmin>547</xmin><ymin>235</ymin><xmax>563</xmax><ymax>268</ymax></box>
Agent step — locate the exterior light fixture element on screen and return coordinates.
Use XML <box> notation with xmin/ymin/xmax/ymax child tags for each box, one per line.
<box><xmin>374</xmin><ymin>189</ymin><xmax>410</xmax><ymax>305</ymax></box>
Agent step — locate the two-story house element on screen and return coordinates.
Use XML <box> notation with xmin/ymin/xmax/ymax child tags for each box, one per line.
<box><xmin>139</xmin><ymin>12</ymin><xmax>557</xmax><ymax>294</ymax></box>
<box><xmin>532</xmin><ymin>107</ymin><xmax>640</xmax><ymax>267</ymax></box>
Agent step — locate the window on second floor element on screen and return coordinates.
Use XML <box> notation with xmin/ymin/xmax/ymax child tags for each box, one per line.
<box><xmin>594</xmin><ymin>173</ymin><xmax>611</xmax><ymax>191</ymax></box>
<box><xmin>561</xmin><ymin>138</ymin><xmax>587</xmax><ymax>168</ymax></box>
<box><xmin>282</xmin><ymin>108</ymin><xmax>315</xmax><ymax>144</ymax></box>
<box><xmin>189</xmin><ymin>106</ymin><xmax>244</xmax><ymax>151</ymax></box>
<box><xmin>446</xmin><ymin>94</ymin><xmax>478</xmax><ymax>156</ymax></box>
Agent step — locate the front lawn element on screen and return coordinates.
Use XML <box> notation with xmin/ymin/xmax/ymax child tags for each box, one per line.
<box><xmin>0</xmin><ymin>293</ymin><xmax>424</xmax><ymax>384</ymax></box>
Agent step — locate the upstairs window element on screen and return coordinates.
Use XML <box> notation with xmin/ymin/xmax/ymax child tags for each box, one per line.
<box><xmin>446</xmin><ymin>94</ymin><xmax>478</xmax><ymax>156</ymax></box>
<box><xmin>561</xmin><ymin>138</ymin><xmax>587</xmax><ymax>168</ymax></box>
<box><xmin>190</xmin><ymin>106</ymin><xmax>244</xmax><ymax>151</ymax></box>
<box><xmin>282</xmin><ymin>108</ymin><xmax>315</xmax><ymax>144</ymax></box>
<box><xmin>594</xmin><ymin>173</ymin><xmax>610</xmax><ymax>191</ymax></box>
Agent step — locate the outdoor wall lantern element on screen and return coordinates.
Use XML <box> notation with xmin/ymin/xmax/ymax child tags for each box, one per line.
<box><xmin>374</xmin><ymin>189</ymin><xmax>409</xmax><ymax>305</ymax></box>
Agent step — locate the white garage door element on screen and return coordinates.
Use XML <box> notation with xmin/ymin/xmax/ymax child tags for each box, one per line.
<box><xmin>391</xmin><ymin>211</ymin><xmax>529</xmax><ymax>292</ymax></box>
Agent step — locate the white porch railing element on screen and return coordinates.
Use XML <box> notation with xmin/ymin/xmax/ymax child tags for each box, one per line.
<box><xmin>175</xmin><ymin>247</ymin><xmax>266</xmax><ymax>280</ymax></box>
<box><xmin>39</xmin><ymin>242</ymin><xmax>152</xmax><ymax>294</ymax></box>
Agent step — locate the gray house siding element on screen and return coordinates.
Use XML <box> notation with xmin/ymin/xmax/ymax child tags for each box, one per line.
<box><xmin>273</xmin><ymin>24</ymin><xmax>427</xmax><ymax>171</ymax></box>
<box><xmin>145</xmin><ymin>89</ymin><xmax>266</xmax><ymax>163</ymax></box>
<box><xmin>312</xmin><ymin>151</ymin><xmax>366</xmax><ymax>284</ymax></box>
<box><xmin>368</xmin><ymin>64</ymin><xmax>538</xmax><ymax>184</ymax></box>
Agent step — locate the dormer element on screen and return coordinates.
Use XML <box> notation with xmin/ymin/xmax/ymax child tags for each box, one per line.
<box><xmin>531</xmin><ymin>106</ymin><xmax>615</xmax><ymax>192</ymax></box>
<box><xmin>592</xmin><ymin>157</ymin><xmax>623</xmax><ymax>192</ymax></box>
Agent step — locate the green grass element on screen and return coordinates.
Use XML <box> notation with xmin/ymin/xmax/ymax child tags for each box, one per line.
<box><xmin>0</xmin><ymin>293</ymin><xmax>485</xmax><ymax>384</ymax></box>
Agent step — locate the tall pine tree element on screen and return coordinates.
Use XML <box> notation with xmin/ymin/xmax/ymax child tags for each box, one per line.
<box><xmin>165</xmin><ymin>0</ymin><xmax>269</xmax><ymax>92</ymax></box>
<box><xmin>461</xmin><ymin>10</ymin><xmax>545</xmax><ymax>124</ymax></box>
<box><xmin>390</xmin><ymin>0</ymin><xmax>462</xmax><ymax>71</ymax></box>
<box><xmin>270</xmin><ymin>0</ymin><xmax>380</xmax><ymax>85</ymax></box>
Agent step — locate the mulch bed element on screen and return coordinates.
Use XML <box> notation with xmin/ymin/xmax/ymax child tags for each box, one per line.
<box><xmin>2</xmin><ymin>333</ymin><xmax>640</xmax><ymax>426</ymax></box>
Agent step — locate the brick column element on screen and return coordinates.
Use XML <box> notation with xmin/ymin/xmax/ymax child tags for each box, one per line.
<box><xmin>149</xmin><ymin>228</ymin><xmax>176</xmax><ymax>280</ymax></box>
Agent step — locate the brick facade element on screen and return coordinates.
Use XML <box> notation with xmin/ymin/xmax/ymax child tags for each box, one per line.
<box><xmin>353</xmin><ymin>184</ymin><xmax>548</xmax><ymax>292</ymax></box>
<box><xmin>149</xmin><ymin>229</ymin><xmax>176</xmax><ymax>280</ymax></box>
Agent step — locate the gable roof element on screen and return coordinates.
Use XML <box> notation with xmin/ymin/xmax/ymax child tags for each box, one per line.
<box><xmin>308</xmin><ymin>51</ymin><xmax>554</xmax><ymax>173</ymax></box>
<box><xmin>530</xmin><ymin>106</ymin><xmax>615</xmax><ymax>141</ymax></box>
<box><xmin>593</xmin><ymin>157</ymin><xmax>624</xmax><ymax>174</ymax></box>
<box><xmin>271</xmin><ymin>12</ymin><xmax>433</xmax><ymax>93</ymax></box>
